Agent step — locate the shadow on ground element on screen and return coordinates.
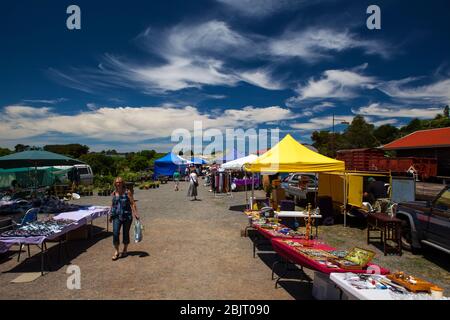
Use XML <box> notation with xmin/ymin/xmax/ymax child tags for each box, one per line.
<box><xmin>246</xmin><ymin>230</ymin><xmax>314</xmax><ymax>300</ymax></box>
<box><xmin>1</xmin><ymin>226</ymin><xmax>113</xmax><ymax>274</ymax></box>
<box><xmin>228</xmin><ymin>204</ymin><xmax>248</xmax><ymax>212</ymax></box>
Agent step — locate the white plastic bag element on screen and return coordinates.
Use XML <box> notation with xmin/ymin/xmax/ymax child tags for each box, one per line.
<box><xmin>134</xmin><ymin>219</ymin><xmax>144</xmax><ymax>243</ymax></box>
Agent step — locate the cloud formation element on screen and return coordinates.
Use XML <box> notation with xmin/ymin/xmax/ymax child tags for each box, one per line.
<box><xmin>50</xmin><ymin>20</ymin><xmax>391</xmax><ymax>95</ymax></box>
<box><xmin>0</xmin><ymin>104</ymin><xmax>293</xmax><ymax>143</ymax></box>
<box><xmin>353</xmin><ymin>103</ymin><xmax>443</xmax><ymax>119</ymax></box>
<box><xmin>290</xmin><ymin>115</ymin><xmax>355</xmax><ymax>131</ymax></box>
<box><xmin>378</xmin><ymin>77</ymin><xmax>450</xmax><ymax>105</ymax></box>
<box><xmin>215</xmin><ymin>0</ymin><xmax>306</xmax><ymax>17</ymax></box>
<box><xmin>290</xmin><ymin>64</ymin><xmax>376</xmax><ymax>101</ymax></box>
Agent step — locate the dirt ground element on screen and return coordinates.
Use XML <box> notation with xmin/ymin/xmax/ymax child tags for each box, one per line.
<box><xmin>0</xmin><ymin>181</ymin><xmax>449</xmax><ymax>299</ymax></box>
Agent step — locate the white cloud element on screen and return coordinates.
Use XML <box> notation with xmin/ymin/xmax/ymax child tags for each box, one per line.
<box><xmin>378</xmin><ymin>77</ymin><xmax>450</xmax><ymax>104</ymax></box>
<box><xmin>372</xmin><ymin>119</ymin><xmax>398</xmax><ymax>127</ymax></box>
<box><xmin>161</xmin><ymin>20</ymin><xmax>251</xmax><ymax>58</ymax></box>
<box><xmin>50</xmin><ymin>20</ymin><xmax>392</xmax><ymax>94</ymax></box>
<box><xmin>353</xmin><ymin>103</ymin><xmax>442</xmax><ymax>119</ymax></box>
<box><xmin>290</xmin><ymin>115</ymin><xmax>355</xmax><ymax>131</ymax></box>
<box><xmin>215</xmin><ymin>0</ymin><xmax>304</xmax><ymax>17</ymax></box>
<box><xmin>239</xmin><ymin>69</ymin><xmax>284</xmax><ymax>90</ymax></box>
<box><xmin>0</xmin><ymin>105</ymin><xmax>294</xmax><ymax>143</ymax></box>
<box><xmin>22</xmin><ymin>98</ymin><xmax>67</xmax><ymax>105</ymax></box>
<box><xmin>293</xmin><ymin>65</ymin><xmax>376</xmax><ymax>100</ymax></box>
<box><xmin>51</xmin><ymin>21</ymin><xmax>286</xmax><ymax>93</ymax></box>
<box><xmin>269</xmin><ymin>29</ymin><xmax>390</xmax><ymax>61</ymax></box>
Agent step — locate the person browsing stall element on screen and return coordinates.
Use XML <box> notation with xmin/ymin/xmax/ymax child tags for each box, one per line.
<box><xmin>187</xmin><ymin>168</ymin><xmax>199</xmax><ymax>201</ymax></box>
<box><xmin>173</xmin><ymin>170</ymin><xmax>181</xmax><ymax>191</ymax></box>
<box><xmin>363</xmin><ymin>177</ymin><xmax>388</xmax><ymax>204</ymax></box>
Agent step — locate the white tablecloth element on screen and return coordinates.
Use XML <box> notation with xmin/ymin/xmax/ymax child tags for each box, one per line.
<box><xmin>275</xmin><ymin>211</ymin><xmax>322</xmax><ymax>219</ymax></box>
<box><xmin>330</xmin><ymin>273</ymin><xmax>448</xmax><ymax>300</ymax></box>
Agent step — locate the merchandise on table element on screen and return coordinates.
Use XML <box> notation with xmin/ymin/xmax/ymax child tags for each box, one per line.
<box><xmin>1</xmin><ymin>218</ymin><xmax>76</xmax><ymax>237</ymax></box>
<box><xmin>327</xmin><ymin>247</ymin><xmax>375</xmax><ymax>270</ymax></box>
<box><xmin>343</xmin><ymin>273</ymin><xmax>409</xmax><ymax>293</ymax></box>
<box><xmin>329</xmin><ymin>250</ymin><xmax>348</xmax><ymax>258</ymax></box>
<box><xmin>252</xmin><ymin>219</ymin><xmax>305</xmax><ymax>239</ymax></box>
<box><xmin>277</xmin><ymin>239</ymin><xmax>383</xmax><ymax>272</ymax></box>
<box><xmin>387</xmin><ymin>272</ymin><xmax>440</xmax><ymax>293</ymax></box>
<box><xmin>341</xmin><ymin>273</ymin><xmax>448</xmax><ymax>299</ymax></box>
<box><xmin>0</xmin><ymin>195</ymin><xmax>83</xmax><ymax>216</ymax></box>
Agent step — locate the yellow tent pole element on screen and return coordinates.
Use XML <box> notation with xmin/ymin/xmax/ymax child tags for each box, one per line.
<box><xmin>251</xmin><ymin>172</ymin><xmax>255</xmax><ymax>205</ymax></box>
<box><xmin>343</xmin><ymin>172</ymin><xmax>347</xmax><ymax>227</ymax></box>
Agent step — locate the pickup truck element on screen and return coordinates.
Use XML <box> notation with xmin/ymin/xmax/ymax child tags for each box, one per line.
<box><xmin>396</xmin><ymin>186</ymin><xmax>450</xmax><ymax>254</ymax></box>
<box><xmin>281</xmin><ymin>173</ymin><xmax>318</xmax><ymax>205</ymax></box>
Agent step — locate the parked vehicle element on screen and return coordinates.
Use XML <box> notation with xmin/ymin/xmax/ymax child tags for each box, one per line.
<box><xmin>74</xmin><ymin>164</ymin><xmax>94</xmax><ymax>185</ymax></box>
<box><xmin>281</xmin><ymin>173</ymin><xmax>318</xmax><ymax>205</ymax></box>
<box><xmin>53</xmin><ymin>164</ymin><xmax>94</xmax><ymax>186</ymax></box>
<box><xmin>396</xmin><ymin>186</ymin><xmax>450</xmax><ymax>254</ymax></box>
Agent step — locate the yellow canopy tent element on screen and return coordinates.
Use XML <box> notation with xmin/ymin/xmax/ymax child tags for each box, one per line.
<box><xmin>243</xmin><ymin>134</ymin><xmax>345</xmax><ymax>211</ymax></box>
<box><xmin>244</xmin><ymin>134</ymin><xmax>345</xmax><ymax>173</ymax></box>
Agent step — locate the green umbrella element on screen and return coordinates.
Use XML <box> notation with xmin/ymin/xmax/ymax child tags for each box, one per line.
<box><xmin>0</xmin><ymin>150</ymin><xmax>84</xmax><ymax>169</ymax></box>
<box><xmin>0</xmin><ymin>150</ymin><xmax>84</xmax><ymax>191</ymax></box>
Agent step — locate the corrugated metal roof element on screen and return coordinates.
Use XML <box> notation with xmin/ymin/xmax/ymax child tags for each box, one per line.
<box><xmin>383</xmin><ymin>127</ymin><xmax>450</xmax><ymax>150</ymax></box>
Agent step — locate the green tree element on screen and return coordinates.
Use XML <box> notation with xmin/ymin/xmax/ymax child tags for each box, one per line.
<box><xmin>129</xmin><ymin>155</ymin><xmax>149</xmax><ymax>172</ymax></box>
<box><xmin>0</xmin><ymin>147</ymin><xmax>12</xmax><ymax>157</ymax></box>
<box><xmin>399</xmin><ymin>118</ymin><xmax>423</xmax><ymax>136</ymax></box>
<box><xmin>373</xmin><ymin>124</ymin><xmax>399</xmax><ymax>145</ymax></box>
<box><xmin>137</xmin><ymin>150</ymin><xmax>156</xmax><ymax>160</ymax></box>
<box><xmin>311</xmin><ymin>131</ymin><xmax>348</xmax><ymax>157</ymax></box>
<box><xmin>44</xmin><ymin>144</ymin><xmax>89</xmax><ymax>158</ymax></box>
<box><xmin>444</xmin><ymin>105</ymin><xmax>449</xmax><ymax>118</ymax></box>
<box><xmin>343</xmin><ymin>115</ymin><xmax>378</xmax><ymax>148</ymax></box>
<box><xmin>79</xmin><ymin>153</ymin><xmax>117</xmax><ymax>176</ymax></box>
<box><xmin>15</xmin><ymin>144</ymin><xmax>30</xmax><ymax>152</ymax></box>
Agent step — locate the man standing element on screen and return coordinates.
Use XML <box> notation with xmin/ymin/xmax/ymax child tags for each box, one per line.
<box><xmin>364</xmin><ymin>177</ymin><xmax>388</xmax><ymax>204</ymax></box>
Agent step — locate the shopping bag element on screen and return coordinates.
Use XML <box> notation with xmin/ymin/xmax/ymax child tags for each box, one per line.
<box><xmin>134</xmin><ymin>219</ymin><xmax>144</xmax><ymax>243</ymax></box>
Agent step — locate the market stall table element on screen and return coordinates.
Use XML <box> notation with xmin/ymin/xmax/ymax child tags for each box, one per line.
<box><xmin>275</xmin><ymin>211</ymin><xmax>322</xmax><ymax>238</ymax></box>
<box><xmin>330</xmin><ymin>273</ymin><xmax>448</xmax><ymax>300</ymax></box>
<box><xmin>271</xmin><ymin>238</ymin><xmax>389</xmax><ymax>288</ymax></box>
<box><xmin>250</xmin><ymin>221</ymin><xmax>305</xmax><ymax>258</ymax></box>
<box><xmin>0</xmin><ymin>206</ymin><xmax>110</xmax><ymax>275</ymax></box>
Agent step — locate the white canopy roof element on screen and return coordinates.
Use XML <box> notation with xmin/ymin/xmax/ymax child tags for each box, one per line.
<box><xmin>220</xmin><ymin>154</ymin><xmax>258</xmax><ymax>171</ymax></box>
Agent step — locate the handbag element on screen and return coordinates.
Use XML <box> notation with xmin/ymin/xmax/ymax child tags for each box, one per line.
<box><xmin>134</xmin><ymin>219</ymin><xmax>144</xmax><ymax>243</ymax></box>
<box><xmin>191</xmin><ymin>175</ymin><xmax>199</xmax><ymax>187</ymax></box>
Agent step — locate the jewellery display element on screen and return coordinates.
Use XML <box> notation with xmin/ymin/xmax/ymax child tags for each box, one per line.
<box><xmin>1</xmin><ymin>218</ymin><xmax>76</xmax><ymax>237</ymax></box>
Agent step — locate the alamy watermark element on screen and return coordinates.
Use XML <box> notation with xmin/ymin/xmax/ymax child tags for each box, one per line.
<box><xmin>367</xmin><ymin>5</ymin><xmax>381</xmax><ymax>30</ymax></box>
<box><xmin>66</xmin><ymin>264</ymin><xmax>81</xmax><ymax>289</ymax></box>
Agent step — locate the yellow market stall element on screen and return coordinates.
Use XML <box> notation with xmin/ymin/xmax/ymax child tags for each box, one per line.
<box><xmin>318</xmin><ymin>171</ymin><xmax>392</xmax><ymax>226</ymax></box>
<box><xmin>244</xmin><ymin>134</ymin><xmax>345</xmax><ymax>173</ymax></box>
<box><xmin>244</xmin><ymin>134</ymin><xmax>345</xmax><ymax>211</ymax></box>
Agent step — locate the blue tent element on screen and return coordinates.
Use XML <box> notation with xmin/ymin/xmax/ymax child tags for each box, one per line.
<box><xmin>190</xmin><ymin>157</ymin><xmax>208</xmax><ymax>165</ymax></box>
<box><xmin>153</xmin><ymin>152</ymin><xmax>189</xmax><ymax>178</ymax></box>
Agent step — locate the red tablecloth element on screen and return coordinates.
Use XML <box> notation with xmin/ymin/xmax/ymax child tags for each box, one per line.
<box><xmin>271</xmin><ymin>238</ymin><xmax>390</xmax><ymax>275</ymax></box>
<box><xmin>252</xmin><ymin>223</ymin><xmax>305</xmax><ymax>240</ymax></box>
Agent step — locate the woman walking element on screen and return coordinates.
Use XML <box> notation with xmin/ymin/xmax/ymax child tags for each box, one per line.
<box><xmin>173</xmin><ymin>170</ymin><xmax>181</xmax><ymax>191</ymax></box>
<box><xmin>110</xmin><ymin>177</ymin><xmax>140</xmax><ymax>261</ymax></box>
<box><xmin>187</xmin><ymin>168</ymin><xmax>199</xmax><ymax>201</ymax></box>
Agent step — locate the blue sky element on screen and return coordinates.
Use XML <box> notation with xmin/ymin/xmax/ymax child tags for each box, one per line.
<box><xmin>1</xmin><ymin>0</ymin><xmax>450</xmax><ymax>152</ymax></box>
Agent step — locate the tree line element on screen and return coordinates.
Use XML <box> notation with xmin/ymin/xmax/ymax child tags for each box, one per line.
<box><xmin>0</xmin><ymin>143</ymin><xmax>166</xmax><ymax>185</ymax></box>
<box><xmin>311</xmin><ymin>106</ymin><xmax>450</xmax><ymax>157</ymax></box>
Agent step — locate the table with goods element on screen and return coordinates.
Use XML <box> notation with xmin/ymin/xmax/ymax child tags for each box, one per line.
<box><xmin>330</xmin><ymin>271</ymin><xmax>448</xmax><ymax>300</ymax></box>
<box><xmin>243</xmin><ymin>204</ymin><xmax>323</xmax><ymax>258</ymax></box>
<box><xmin>0</xmin><ymin>205</ymin><xmax>110</xmax><ymax>275</ymax></box>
